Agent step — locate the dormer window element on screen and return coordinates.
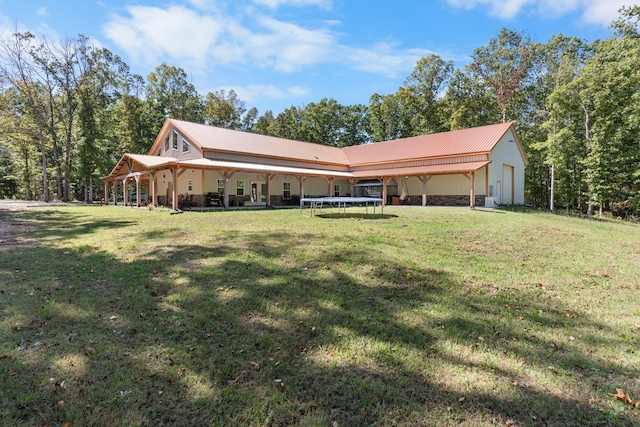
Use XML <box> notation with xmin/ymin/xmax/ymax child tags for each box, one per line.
<box><xmin>172</xmin><ymin>131</ymin><xmax>178</xmax><ymax>150</ymax></box>
<box><xmin>164</xmin><ymin>135</ymin><xmax>169</xmax><ymax>153</ymax></box>
<box><xmin>182</xmin><ymin>139</ymin><xmax>190</xmax><ymax>153</ymax></box>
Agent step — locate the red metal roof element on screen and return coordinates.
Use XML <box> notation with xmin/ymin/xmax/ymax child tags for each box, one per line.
<box><xmin>342</xmin><ymin>122</ymin><xmax>514</xmax><ymax>166</ymax></box>
<box><xmin>170</xmin><ymin>119</ymin><xmax>349</xmax><ymax>166</ymax></box>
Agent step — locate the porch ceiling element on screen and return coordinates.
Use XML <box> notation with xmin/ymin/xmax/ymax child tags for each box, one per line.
<box><xmin>350</xmin><ymin>161</ymin><xmax>491</xmax><ymax>179</ymax></box>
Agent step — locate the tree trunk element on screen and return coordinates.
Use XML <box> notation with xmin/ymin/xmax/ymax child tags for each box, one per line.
<box><xmin>23</xmin><ymin>147</ymin><xmax>30</xmax><ymax>200</ymax></box>
<box><xmin>36</xmin><ymin>118</ymin><xmax>49</xmax><ymax>202</ymax></box>
<box><xmin>48</xmin><ymin>98</ymin><xmax>64</xmax><ymax>200</ymax></box>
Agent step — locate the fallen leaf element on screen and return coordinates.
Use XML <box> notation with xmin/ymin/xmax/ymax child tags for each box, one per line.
<box><xmin>109</xmin><ymin>316</ymin><xmax>117</xmax><ymax>321</ymax></box>
<box><xmin>609</xmin><ymin>388</ymin><xmax>640</xmax><ymax>407</ymax></box>
<box><xmin>250</xmin><ymin>361</ymin><xmax>260</xmax><ymax>370</ymax></box>
<box><xmin>547</xmin><ymin>366</ymin><xmax>558</xmax><ymax>374</ymax></box>
<box><xmin>56</xmin><ymin>400</ymin><xmax>65</xmax><ymax>411</ymax></box>
<box><xmin>458</xmin><ymin>396</ymin><xmax>465</xmax><ymax>402</ymax></box>
<box><xmin>62</xmin><ymin>422</ymin><xmax>74</xmax><ymax>427</ymax></box>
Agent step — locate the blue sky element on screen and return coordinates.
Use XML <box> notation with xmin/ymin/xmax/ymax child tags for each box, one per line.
<box><xmin>0</xmin><ymin>0</ymin><xmax>634</xmax><ymax>115</ymax></box>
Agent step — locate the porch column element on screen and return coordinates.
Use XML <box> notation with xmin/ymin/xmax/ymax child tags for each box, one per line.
<box><xmin>122</xmin><ymin>177</ymin><xmax>129</xmax><ymax>206</ymax></box>
<box><xmin>418</xmin><ymin>176</ymin><xmax>431</xmax><ymax>207</ymax></box>
<box><xmin>150</xmin><ymin>172</ymin><xmax>156</xmax><ymax>206</ymax></box>
<box><xmin>348</xmin><ymin>179</ymin><xmax>357</xmax><ymax>197</ymax></box>
<box><xmin>113</xmin><ymin>180</ymin><xmax>118</xmax><ymax>206</ymax></box>
<box><xmin>135</xmin><ymin>174</ymin><xmax>141</xmax><ymax>207</ymax></box>
<box><xmin>172</xmin><ymin>167</ymin><xmax>178</xmax><ymax>210</ymax></box>
<box><xmin>382</xmin><ymin>177</ymin><xmax>388</xmax><ymax>206</ymax></box>
<box><xmin>326</xmin><ymin>177</ymin><xmax>335</xmax><ymax>197</ymax></box>
<box><xmin>297</xmin><ymin>176</ymin><xmax>307</xmax><ymax>200</ymax></box>
<box><xmin>103</xmin><ymin>181</ymin><xmax>108</xmax><ymax>205</ymax></box>
<box><xmin>470</xmin><ymin>171</ymin><xmax>475</xmax><ymax>207</ymax></box>
<box><xmin>262</xmin><ymin>174</ymin><xmax>272</xmax><ymax>207</ymax></box>
<box><xmin>222</xmin><ymin>170</ymin><xmax>234</xmax><ymax>209</ymax></box>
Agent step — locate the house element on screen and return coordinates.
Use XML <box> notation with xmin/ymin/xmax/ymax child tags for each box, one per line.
<box><xmin>100</xmin><ymin>118</ymin><xmax>527</xmax><ymax>209</ymax></box>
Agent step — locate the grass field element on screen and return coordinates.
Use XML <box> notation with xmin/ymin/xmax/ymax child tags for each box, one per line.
<box><xmin>0</xmin><ymin>204</ymin><xmax>639</xmax><ymax>426</ymax></box>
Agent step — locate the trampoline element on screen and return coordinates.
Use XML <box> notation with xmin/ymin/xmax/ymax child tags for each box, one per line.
<box><xmin>300</xmin><ymin>197</ymin><xmax>384</xmax><ymax>217</ymax></box>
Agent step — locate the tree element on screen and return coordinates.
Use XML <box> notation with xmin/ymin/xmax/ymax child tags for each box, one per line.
<box><xmin>444</xmin><ymin>68</ymin><xmax>500</xmax><ymax>130</ymax></box>
<box><xmin>203</xmin><ymin>89</ymin><xmax>253</xmax><ymax>130</ymax></box>
<box><xmin>253</xmin><ymin>110</ymin><xmax>276</xmax><ymax>135</ymax></box>
<box><xmin>471</xmin><ymin>28</ymin><xmax>532</xmax><ymax>123</ymax></box>
<box><xmin>368</xmin><ymin>92</ymin><xmax>412</xmax><ymax>141</ymax></box>
<box><xmin>0</xmin><ymin>31</ymin><xmax>50</xmax><ymax>201</ymax></box>
<box><xmin>403</xmin><ymin>54</ymin><xmax>453</xmax><ymax>134</ymax></box>
<box><xmin>146</xmin><ymin>63</ymin><xmax>203</xmax><ymax>130</ymax></box>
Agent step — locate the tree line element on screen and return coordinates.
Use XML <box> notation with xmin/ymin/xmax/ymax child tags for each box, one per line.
<box><xmin>1</xmin><ymin>6</ymin><xmax>638</xmax><ymax>218</ymax></box>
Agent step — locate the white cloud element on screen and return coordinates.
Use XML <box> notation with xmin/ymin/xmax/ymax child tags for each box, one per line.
<box><xmin>229</xmin><ymin>84</ymin><xmax>311</xmax><ymax>104</ymax></box>
<box><xmin>253</xmin><ymin>0</ymin><xmax>332</xmax><ymax>9</ymax></box>
<box><xmin>580</xmin><ymin>0</ymin><xmax>636</xmax><ymax>27</ymax></box>
<box><xmin>444</xmin><ymin>0</ymin><xmax>534</xmax><ymax>19</ymax></box>
<box><xmin>102</xmin><ymin>2</ymin><xmax>451</xmax><ymax>82</ymax></box>
<box><xmin>37</xmin><ymin>7</ymin><xmax>48</xmax><ymax>17</ymax></box>
<box><xmin>344</xmin><ymin>42</ymin><xmax>438</xmax><ymax>78</ymax></box>
<box><xmin>103</xmin><ymin>5</ymin><xmax>224</xmax><ymax>66</ymax></box>
<box><xmin>442</xmin><ymin>0</ymin><xmax>636</xmax><ymax>25</ymax></box>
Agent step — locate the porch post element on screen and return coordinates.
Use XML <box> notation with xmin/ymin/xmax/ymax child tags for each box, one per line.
<box><xmin>113</xmin><ymin>180</ymin><xmax>118</xmax><ymax>206</ymax></box>
<box><xmin>103</xmin><ymin>181</ymin><xmax>108</xmax><ymax>205</ymax></box>
<box><xmin>382</xmin><ymin>177</ymin><xmax>388</xmax><ymax>207</ymax></box>
<box><xmin>348</xmin><ymin>179</ymin><xmax>357</xmax><ymax>197</ymax></box>
<box><xmin>419</xmin><ymin>176</ymin><xmax>431</xmax><ymax>207</ymax></box>
<box><xmin>222</xmin><ymin>170</ymin><xmax>234</xmax><ymax>209</ymax></box>
<box><xmin>150</xmin><ymin>172</ymin><xmax>156</xmax><ymax>207</ymax></box>
<box><xmin>135</xmin><ymin>174</ymin><xmax>141</xmax><ymax>207</ymax></box>
<box><xmin>172</xmin><ymin>167</ymin><xmax>178</xmax><ymax>210</ymax></box>
<box><xmin>262</xmin><ymin>174</ymin><xmax>272</xmax><ymax>207</ymax></box>
<box><xmin>470</xmin><ymin>171</ymin><xmax>475</xmax><ymax>207</ymax></box>
<box><xmin>297</xmin><ymin>176</ymin><xmax>307</xmax><ymax>200</ymax></box>
<box><xmin>327</xmin><ymin>177</ymin><xmax>335</xmax><ymax>197</ymax></box>
<box><xmin>122</xmin><ymin>177</ymin><xmax>128</xmax><ymax>206</ymax></box>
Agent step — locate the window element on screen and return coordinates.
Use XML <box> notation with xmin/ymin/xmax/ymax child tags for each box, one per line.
<box><xmin>164</xmin><ymin>135</ymin><xmax>169</xmax><ymax>153</ymax></box>
<box><xmin>182</xmin><ymin>139</ymin><xmax>190</xmax><ymax>153</ymax></box>
<box><xmin>188</xmin><ymin>180</ymin><xmax>193</xmax><ymax>192</ymax></box>
<box><xmin>172</xmin><ymin>131</ymin><xmax>178</xmax><ymax>150</ymax></box>
<box><xmin>217</xmin><ymin>179</ymin><xmax>225</xmax><ymax>195</ymax></box>
<box><xmin>283</xmin><ymin>182</ymin><xmax>291</xmax><ymax>199</ymax></box>
<box><xmin>333</xmin><ymin>184</ymin><xmax>340</xmax><ymax>197</ymax></box>
<box><xmin>236</xmin><ymin>180</ymin><xmax>244</xmax><ymax>196</ymax></box>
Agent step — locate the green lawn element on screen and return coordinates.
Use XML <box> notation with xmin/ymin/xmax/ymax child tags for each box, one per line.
<box><xmin>1</xmin><ymin>205</ymin><xmax>639</xmax><ymax>426</ymax></box>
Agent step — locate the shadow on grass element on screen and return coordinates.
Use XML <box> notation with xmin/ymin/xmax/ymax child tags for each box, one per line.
<box><xmin>0</xmin><ymin>209</ymin><xmax>637</xmax><ymax>426</ymax></box>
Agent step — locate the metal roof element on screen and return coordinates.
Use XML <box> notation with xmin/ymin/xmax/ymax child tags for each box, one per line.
<box><xmin>170</xmin><ymin>119</ymin><xmax>350</xmax><ymax>166</ymax></box>
<box><xmin>342</xmin><ymin>122</ymin><xmax>514</xmax><ymax>166</ymax></box>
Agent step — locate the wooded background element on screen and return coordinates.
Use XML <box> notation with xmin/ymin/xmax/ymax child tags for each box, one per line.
<box><xmin>1</xmin><ymin>6</ymin><xmax>638</xmax><ymax>218</ymax></box>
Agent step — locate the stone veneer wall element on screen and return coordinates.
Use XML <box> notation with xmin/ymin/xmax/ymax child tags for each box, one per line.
<box><xmin>157</xmin><ymin>194</ymin><xmax>486</xmax><ymax>208</ymax></box>
<box><xmin>397</xmin><ymin>195</ymin><xmax>486</xmax><ymax>207</ymax></box>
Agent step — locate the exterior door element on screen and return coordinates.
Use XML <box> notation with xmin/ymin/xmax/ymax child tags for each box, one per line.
<box><xmin>251</xmin><ymin>181</ymin><xmax>267</xmax><ymax>203</ymax></box>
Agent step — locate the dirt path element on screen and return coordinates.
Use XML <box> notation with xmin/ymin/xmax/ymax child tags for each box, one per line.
<box><xmin>0</xmin><ymin>201</ymin><xmax>59</xmax><ymax>251</ymax></box>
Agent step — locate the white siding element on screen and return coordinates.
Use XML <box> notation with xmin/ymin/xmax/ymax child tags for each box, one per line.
<box><xmin>487</xmin><ymin>129</ymin><xmax>526</xmax><ymax>204</ymax></box>
<box><xmin>401</xmin><ymin>166</ymin><xmax>486</xmax><ymax>196</ymax></box>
